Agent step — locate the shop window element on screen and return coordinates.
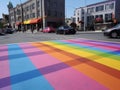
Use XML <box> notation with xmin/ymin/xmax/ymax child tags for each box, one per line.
<box><xmin>95</xmin><ymin>15</ymin><xmax>103</xmax><ymax>23</ymax></box>
<box><xmin>105</xmin><ymin>13</ymin><xmax>112</xmax><ymax>22</ymax></box>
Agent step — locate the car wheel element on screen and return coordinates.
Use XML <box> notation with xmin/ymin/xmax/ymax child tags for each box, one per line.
<box><xmin>64</xmin><ymin>31</ymin><xmax>66</xmax><ymax>35</ymax></box>
<box><xmin>110</xmin><ymin>32</ymin><xmax>118</xmax><ymax>38</ymax></box>
<box><xmin>56</xmin><ymin>31</ymin><xmax>58</xmax><ymax>34</ymax></box>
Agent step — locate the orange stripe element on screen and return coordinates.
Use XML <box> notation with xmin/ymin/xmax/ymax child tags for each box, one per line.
<box><xmin>32</xmin><ymin>43</ymin><xmax>120</xmax><ymax>90</ymax></box>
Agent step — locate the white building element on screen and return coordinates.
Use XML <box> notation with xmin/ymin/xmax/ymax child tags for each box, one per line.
<box><xmin>74</xmin><ymin>0</ymin><xmax>120</xmax><ymax>31</ymax></box>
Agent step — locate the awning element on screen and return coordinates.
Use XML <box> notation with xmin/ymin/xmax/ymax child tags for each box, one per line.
<box><xmin>16</xmin><ymin>22</ymin><xmax>21</xmax><ymax>26</ymax></box>
<box><xmin>30</xmin><ymin>18</ymin><xmax>42</xmax><ymax>24</ymax></box>
<box><xmin>23</xmin><ymin>20</ymin><xmax>31</xmax><ymax>24</ymax></box>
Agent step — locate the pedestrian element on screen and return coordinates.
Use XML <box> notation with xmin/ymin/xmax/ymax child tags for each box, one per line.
<box><xmin>21</xmin><ymin>26</ymin><xmax>25</xmax><ymax>33</ymax></box>
<box><xmin>37</xmin><ymin>26</ymin><xmax>40</xmax><ymax>32</ymax></box>
<box><xmin>31</xmin><ymin>26</ymin><xmax>34</xmax><ymax>33</ymax></box>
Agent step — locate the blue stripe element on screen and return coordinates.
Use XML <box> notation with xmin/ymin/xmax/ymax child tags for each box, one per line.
<box><xmin>8</xmin><ymin>44</ymin><xmax>54</xmax><ymax>90</ymax></box>
<box><xmin>54</xmin><ymin>40</ymin><xmax>120</xmax><ymax>55</ymax></box>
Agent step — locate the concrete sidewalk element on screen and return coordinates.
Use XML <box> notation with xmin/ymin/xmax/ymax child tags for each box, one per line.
<box><xmin>77</xmin><ymin>30</ymin><xmax>102</xmax><ymax>34</ymax></box>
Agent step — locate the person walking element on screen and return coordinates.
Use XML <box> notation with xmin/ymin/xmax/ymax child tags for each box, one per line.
<box><xmin>31</xmin><ymin>25</ymin><xmax>34</xmax><ymax>33</ymax></box>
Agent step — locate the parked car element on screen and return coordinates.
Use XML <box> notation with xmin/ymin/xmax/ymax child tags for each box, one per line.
<box><xmin>0</xmin><ymin>33</ymin><xmax>5</xmax><ymax>36</ymax></box>
<box><xmin>0</xmin><ymin>29</ymin><xmax>5</xmax><ymax>36</ymax></box>
<box><xmin>56</xmin><ymin>26</ymin><xmax>76</xmax><ymax>35</ymax></box>
<box><xmin>104</xmin><ymin>24</ymin><xmax>120</xmax><ymax>38</ymax></box>
<box><xmin>42</xmin><ymin>27</ymin><xmax>55</xmax><ymax>33</ymax></box>
<box><xmin>5</xmin><ymin>28</ymin><xmax>14</xmax><ymax>34</ymax></box>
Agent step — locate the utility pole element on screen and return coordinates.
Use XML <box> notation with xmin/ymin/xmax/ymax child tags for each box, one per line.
<box><xmin>20</xmin><ymin>0</ymin><xmax>24</xmax><ymax>31</ymax></box>
<box><xmin>42</xmin><ymin>0</ymin><xmax>45</xmax><ymax>29</ymax></box>
<box><xmin>83</xmin><ymin>0</ymin><xmax>86</xmax><ymax>31</ymax></box>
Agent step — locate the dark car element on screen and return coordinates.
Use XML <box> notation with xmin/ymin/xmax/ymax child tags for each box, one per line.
<box><xmin>0</xmin><ymin>33</ymin><xmax>5</xmax><ymax>36</ymax></box>
<box><xmin>5</xmin><ymin>28</ymin><xmax>14</xmax><ymax>34</ymax></box>
<box><xmin>56</xmin><ymin>26</ymin><xmax>76</xmax><ymax>35</ymax></box>
<box><xmin>104</xmin><ymin>24</ymin><xmax>120</xmax><ymax>38</ymax></box>
<box><xmin>0</xmin><ymin>29</ymin><xmax>5</xmax><ymax>36</ymax></box>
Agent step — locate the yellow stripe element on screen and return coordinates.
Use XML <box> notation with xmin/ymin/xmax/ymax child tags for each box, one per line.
<box><xmin>32</xmin><ymin>42</ymin><xmax>120</xmax><ymax>90</ymax></box>
<box><xmin>42</xmin><ymin>42</ymin><xmax>120</xmax><ymax>70</ymax></box>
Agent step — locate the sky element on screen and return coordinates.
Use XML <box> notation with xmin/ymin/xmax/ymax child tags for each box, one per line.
<box><xmin>0</xmin><ymin>0</ymin><xmax>105</xmax><ymax>18</ymax></box>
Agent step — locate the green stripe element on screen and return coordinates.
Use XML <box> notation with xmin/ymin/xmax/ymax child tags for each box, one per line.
<box><xmin>51</xmin><ymin>41</ymin><xmax>120</xmax><ymax>61</ymax></box>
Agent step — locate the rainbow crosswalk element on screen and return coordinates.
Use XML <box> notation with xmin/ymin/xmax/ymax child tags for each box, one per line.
<box><xmin>0</xmin><ymin>39</ymin><xmax>120</xmax><ymax>90</ymax></box>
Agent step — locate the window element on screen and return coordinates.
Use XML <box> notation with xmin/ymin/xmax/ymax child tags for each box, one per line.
<box><xmin>77</xmin><ymin>17</ymin><xmax>79</xmax><ymax>22</ymax></box>
<box><xmin>37</xmin><ymin>10</ymin><xmax>40</xmax><ymax>17</ymax></box>
<box><xmin>53</xmin><ymin>2</ymin><xmax>57</xmax><ymax>8</ymax></box>
<box><xmin>105</xmin><ymin>3</ymin><xmax>114</xmax><ymax>10</ymax></box>
<box><xmin>95</xmin><ymin>15</ymin><xmax>103</xmax><ymax>23</ymax></box>
<box><xmin>26</xmin><ymin>14</ymin><xmax>29</xmax><ymax>19</ymax></box>
<box><xmin>87</xmin><ymin>16</ymin><xmax>94</xmax><ymax>23</ymax></box>
<box><xmin>105</xmin><ymin>13</ymin><xmax>112</xmax><ymax>22</ymax></box>
<box><xmin>26</xmin><ymin>6</ymin><xmax>29</xmax><ymax>11</ymax></box>
<box><xmin>110</xmin><ymin>3</ymin><xmax>114</xmax><ymax>9</ymax></box>
<box><xmin>82</xmin><ymin>9</ymin><xmax>84</xmax><ymax>15</ymax></box>
<box><xmin>32</xmin><ymin>3</ymin><xmax>35</xmax><ymax>9</ymax></box>
<box><xmin>32</xmin><ymin>13</ymin><xmax>35</xmax><ymax>18</ymax></box>
<box><xmin>95</xmin><ymin>15</ymin><xmax>103</xmax><ymax>19</ymax></box>
<box><xmin>30</xmin><ymin>3</ymin><xmax>35</xmax><ymax>10</ymax></box>
<box><xmin>16</xmin><ymin>9</ymin><xmax>21</xmax><ymax>15</ymax></box>
<box><xmin>37</xmin><ymin>1</ymin><xmax>40</xmax><ymax>7</ymax></box>
<box><xmin>96</xmin><ymin>5</ymin><xmax>104</xmax><ymax>12</ymax></box>
<box><xmin>87</xmin><ymin>7</ymin><xmax>94</xmax><ymax>13</ymax></box>
<box><xmin>47</xmin><ymin>0</ymin><xmax>50</xmax><ymax>8</ymax></box>
<box><xmin>82</xmin><ymin>17</ymin><xmax>84</xmax><ymax>21</ymax></box>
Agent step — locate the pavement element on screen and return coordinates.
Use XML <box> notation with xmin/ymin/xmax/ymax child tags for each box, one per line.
<box><xmin>0</xmin><ymin>38</ymin><xmax>120</xmax><ymax>90</ymax></box>
<box><xmin>18</xmin><ymin>29</ymin><xmax>103</xmax><ymax>34</ymax></box>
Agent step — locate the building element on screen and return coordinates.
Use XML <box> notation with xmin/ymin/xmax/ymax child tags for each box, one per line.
<box><xmin>74</xmin><ymin>0</ymin><xmax>120</xmax><ymax>31</ymax></box>
<box><xmin>0</xmin><ymin>14</ymin><xmax>10</xmax><ymax>28</ymax></box>
<box><xmin>8</xmin><ymin>0</ymin><xmax>65</xmax><ymax>31</ymax></box>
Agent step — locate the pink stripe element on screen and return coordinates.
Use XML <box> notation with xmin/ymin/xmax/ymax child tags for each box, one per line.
<box><xmin>20</xmin><ymin>44</ymin><xmax>108</xmax><ymax>90</ymax></box>
<box><xmin>74</xmin><ymin>39</ymin><xmax>120</xmax><ymax>50</ymax></box>
<box><xmin>66</xmin><ymin>40</ymin><xmax>119</xmax><ymax>51</ymax></box>
<box><xmin>0</xmin><ymin>46</ymin><xmax>11</xmax><ymax>90</ymax></box>
<box><xmin>0</xmin><ymin>46</ymin><xmax>10</xmax><ymax>78</ymax></box>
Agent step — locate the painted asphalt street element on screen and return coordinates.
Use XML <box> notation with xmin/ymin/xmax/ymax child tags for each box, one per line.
<box><xmin>0</xmin><ymin>38</ymin><xmax>120</xmax><ymax>90</ymax></box>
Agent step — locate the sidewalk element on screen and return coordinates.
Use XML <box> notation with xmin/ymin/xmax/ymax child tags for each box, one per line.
<box><xmin>77</xmin><ymin>30</ymin><xmax>103</xmax><ymax>34</ymax></box>
<box><xmin>18</xmin><ymin>29</ymin><xmax>103</xmax><ymax>34</ymax></box>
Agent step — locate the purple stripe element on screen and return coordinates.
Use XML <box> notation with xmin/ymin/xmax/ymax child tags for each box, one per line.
<box><xmin>0</xmin><ymin>46</ymin><xmax>11</xmax><ymax>90</ymax></box>
<box><xmin>77</xmin><ymin>39</ymin><xmax>120</xmax><ymax>48</ymax></box>
<box><xmin>19</xmin><ymin>43</ymin><xmax>108</xmax><ymax>90</ymax></box>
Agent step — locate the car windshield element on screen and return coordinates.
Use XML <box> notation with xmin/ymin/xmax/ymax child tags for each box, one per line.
<box><xmin>63</xmin><ymin>26</ymin><xmax>70</xmax><ymax>29</ymax></box>
<box><xmin>113</xmin><ymin>24</ymin><xmax>120</xmax><ymax>28</ymax></box>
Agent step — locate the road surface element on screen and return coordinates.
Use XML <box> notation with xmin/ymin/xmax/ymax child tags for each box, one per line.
<box><xmin>0</xmin><ymin>38</ymin><xmax>120</xmax><ymax>90</ymax></box>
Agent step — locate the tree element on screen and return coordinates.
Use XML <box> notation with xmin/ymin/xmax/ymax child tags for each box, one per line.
<box><xmin>70</xmin><ymin>22</ymin><xmax>77</xmax><ymax>29</ymax></box>
<box><xmin>0</xmin><ymin>22</ymin><xmax>3</xmax><ymax>28</ymax></box>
